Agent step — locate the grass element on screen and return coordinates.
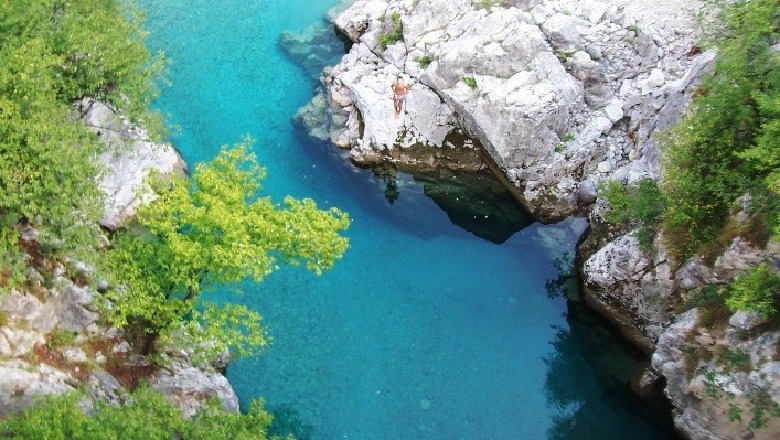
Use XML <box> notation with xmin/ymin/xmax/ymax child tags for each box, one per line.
<box><xmin>377</xmin><ymin>12</ymin><xmax>403</xmax><ymax>50</ymax></box>
<box><xmin>415</xmin><ymin>54</ymin><xmax>432</xmax><ymax>68</ymax></box>
<box><xmin>473</xmin><ymin>0</ymin><xmax>511</xmax><ymax>9</ymax></box>
<box><xmin>462</xmin><ymin>76</ymin><xmax>477</xmax><ymax>89</ymax></box>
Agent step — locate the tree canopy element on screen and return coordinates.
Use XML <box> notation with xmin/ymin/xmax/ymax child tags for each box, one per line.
<box><xmin>0</xmin><ymin>387</ymin><xmax>292</xmax><ymax>440</ymax></box>
<box><xmin>102</xmin><ymin>143</ymin><xmax>350</xmax><ymax>359</ymax></box>
<box><xmin>0</xmin><ymin>0</ymin><xmax>163</xmax><ymax>286</ymax></box>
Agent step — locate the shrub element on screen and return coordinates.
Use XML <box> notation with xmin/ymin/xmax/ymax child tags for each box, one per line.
<box><xmin>415</xmin><ymin>55</ymin><xmax>432</xmax><ymax>68</ymax></box>
<box><xmin>377</xmin><ymin>12</ymin><xmax>403</xmax><ymax>50</ymax></box>
<box><xmin>0</xmin><ymin>387</ymin><xmax>286</xmax><ymax>439</ymax></box>
<box><xmin>0</xmin><ymin>0</ymin><xmax>164</xmax><ymax>288</ymax></box>
<box><xmin>599</xmin><ymin>178</ymin><xmax>666</xmax><ymax>249</ymax></box>
<box><xmin>661</xmin><ymin>0</ymin><xmax>780</xmax><ymax>261</ymax></box>
<box><xmin>724</xmin><ymin>264</ymin><xmax>780</xmax><ymax>319</ymax></box>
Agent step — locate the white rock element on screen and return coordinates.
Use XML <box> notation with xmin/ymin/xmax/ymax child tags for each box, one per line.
<box><xmin>63</xmin><ymin>348</ymin><xmax>88</xmax><ymax>363</ymax></box>
<box><xmin>77</xmin><ymin>99</ymin><xmax>187</xmax><ymax>231</ymax></box>
<box><xmin>646</xmin><ymin>68</ymin><xmax>666</xmax><ymax>87</ymax></box>
<box><xmin>604</xmin><ymin>103</ymin><xmax>624</xmax><ymax>122</ymax></box>
<box><xmin>595</xmin><ymin>116</ymin><xmax>613</xmax><ymax>133</ymax></box>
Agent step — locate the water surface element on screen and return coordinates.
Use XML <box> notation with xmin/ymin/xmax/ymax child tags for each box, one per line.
<box><xmin>137</xmin><ymin>1</ymin><xmax>676</xmax><ymax>438</ymax></box>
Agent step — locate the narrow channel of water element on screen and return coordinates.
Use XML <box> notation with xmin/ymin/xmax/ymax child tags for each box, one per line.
<box><xmin>137</xmin><ymin>1</ymin><xmax>677</xmax><ymax>438</ymax></box>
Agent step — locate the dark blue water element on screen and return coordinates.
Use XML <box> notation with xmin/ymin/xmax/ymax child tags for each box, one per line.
<box><xmin>137</xmin><ymin>1</ymin><xmax>676</xmax><ymax>438</ymax></box>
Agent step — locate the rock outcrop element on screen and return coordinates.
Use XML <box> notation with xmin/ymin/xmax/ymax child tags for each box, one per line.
<box><xmin>653</xmin><ymin>309</ymin><xmax>780</xmax><ymax>439</ymax></box>
<box><xmin>298</xmin><ymin>1</ymin><xmax>780</xmax><ymax>438</ymax></box>
<box><xmin>76</xmin><ymin>98</ymin><xmax>187</xmax><ymax>231</ymax></box>
<box><xmin>0</xmin><ymin>103</ymin><xmax>230</xmax><ymax>419</ymax></box>
<box><xmin>300</xmin><ymin>0</ymin><xmax>708</xmax><ymax>221</ymax></box>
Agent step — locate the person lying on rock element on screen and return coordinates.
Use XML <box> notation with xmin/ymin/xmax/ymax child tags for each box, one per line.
<box><xmin>391</xmin><ymin>75</ymin><xmax>409</xmax><ymax>118</ymax></box>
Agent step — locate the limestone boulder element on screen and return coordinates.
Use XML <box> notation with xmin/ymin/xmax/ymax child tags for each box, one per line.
<box><xmin>77</xmin><ymin>99</ymin><xmax>187</xmax><ymax>231</ymax></box>
<box><xmin>149</xmin><ymin>361</ymin><xmax>239</xmax><ymax>418</ymax></box>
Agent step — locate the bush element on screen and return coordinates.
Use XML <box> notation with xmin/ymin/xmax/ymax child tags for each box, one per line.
<box><xmin>0</xmin><ymin>0</ymin><xmax>164</xmax><ymax>288</ymax></box>
<box><xmin>0</xmin><ymin>387</ymin><xmax>289</xmax><ymax>440</ymax></box>
<box><xmin>599</xmin><ymin>178</ymin><xmax>666</xmax><ymax>249</ymax></box>
<box><xmin>377</xmin><ymin>12</ymin><xmax>403</xmax><ymax>50</ymax></box>
<box><xmin>724</xmin><ymin>264</ymin><xmax>780</xmax><ymax>319</ymax></box>
<box><xmin>661</xmin><ymin>0</ymin><xmax>780</xmax><ymax>261</ymax></box>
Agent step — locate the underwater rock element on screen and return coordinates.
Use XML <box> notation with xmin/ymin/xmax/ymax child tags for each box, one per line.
<box><xmin>279</xmin><ymin>21</ymin><xmax>347</xmax><ymax>80</ymax></box>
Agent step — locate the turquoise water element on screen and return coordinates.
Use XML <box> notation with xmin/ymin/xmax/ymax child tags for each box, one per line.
<box><xmin>137</xmin><ymin>1</ymin><xmax>677</xmax><ymax>438</ymax></box>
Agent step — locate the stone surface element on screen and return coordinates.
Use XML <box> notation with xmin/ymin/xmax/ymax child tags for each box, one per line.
<box><xmin>149</xmin><ymin>362</ymin><xmax>239</xmax><ymax>418</ymax></box>
<box><xmin>652</xmin><ymin>310</ymin><xmax>780</xmax><ymax>439</ymax></box>
<box><xmin>0</xmin><ymin>360</ymin><xmax>76</xmax><ymax>418</ymax></box>
<box><xmin>77</xmin><ymin>99</ymin><xmax>187</xmax><ymax>231</ymax></box>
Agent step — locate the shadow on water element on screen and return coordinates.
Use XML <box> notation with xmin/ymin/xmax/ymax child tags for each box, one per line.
<box><xmin>377</xmin><ymin>165</ymin><xmax>535</xmax><ymax>243</ymax></box>
<box><xmin>543</xmin><ymin>260</ymin><xmax>681</xmax><ymax>440</ymax></box>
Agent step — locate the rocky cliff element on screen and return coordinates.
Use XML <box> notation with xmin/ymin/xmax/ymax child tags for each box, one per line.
<box><xmin>298</xmin><ymin>0</ymin><xmax>706</xmax><ymax>221</ymax></box>
<box><xmin>0</xmin><ymin>103</ymin><xmax>235</xmax><ymax>418</ymax></box>
<box><xmin>299</xmin><ymin>0</ymin><xmax>780</xmax><ymax>438</ymax></box>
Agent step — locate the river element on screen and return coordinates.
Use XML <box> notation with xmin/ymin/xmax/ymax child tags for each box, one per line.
<box><xmin>137</xmin><ymin>0</ymin><xmax>677</xmax><ymax>438</ymax></box>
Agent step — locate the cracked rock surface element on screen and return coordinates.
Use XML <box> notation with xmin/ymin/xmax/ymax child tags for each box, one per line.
<box><xmin>299</xmin><ymin>0</ymin><xmax>708</xmax><ymax>221</ymax></box>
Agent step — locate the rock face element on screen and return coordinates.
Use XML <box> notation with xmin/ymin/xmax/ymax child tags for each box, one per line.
<box><xmin>653</xmin><ymin>310</ymin><xmax>780</xmax><ymax>439</ymax></box>
<box><xmin>581</xmin><ymin>229</ymin><xmax>675</xmax><ymax>351</ymax></box>
<box><xmin>0</xmin><ymin>231</ymin><xmax>238</xmax><ymax>418</ymax></box>
<box><xmin>148</xmin><ymin>362</ymin><xmax>239</xmax><ymax>418</ymax></box>
<box><xmin>301</xmin><ymin>0</ymin><xmax>709</xmax><ymax>222</ymax></box>
<box><xmin>76</xmin><ymin>99</ymin><xmax>187</xmax><ymax>231</ymax></box>
<box><xmin>0</xmin><ymin>107</ymin><xmax>230</xmax><ymax>418</ymax></box>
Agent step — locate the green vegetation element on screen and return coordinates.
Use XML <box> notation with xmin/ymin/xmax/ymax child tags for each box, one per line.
<box><xmin>627</xmin><ymin>23</ymin><xmax>640</xmax><ymax>36</ymax></box>
<box><xmin>702</xmin><ymin>369</ymin><xmax>780</xmax><ymax>430</ymax></box>
<box><xmin>601</xmin><ymin>3</ymin><xmax>780</xmax><ymax>430</ymax></box>
<box><xmin>661</xmin><ymin>0</ymin><xmax>780</xmax><ymax>261</ymax></box>
<box><xmin>0</xmin><ymin>387</ymin><xmax>291</xmax><ymax>440</ymax></box>
<box><xmin>0</xmin><ymin>0</ymin><xmax>352</xmax><ymax>433</ymax></box>
<box><xmin>0</xmin><ymin>0</ymin><xmax>164</xmax><ymax>288</ymax></box>
<box><xmin>377</xmin><ymin>12</ymin><xmax>403</xmax><ymax>50</ymax></box>
<box><xmin>472</xmin><ymin>0</ymin><xmax>511</xmax><ymax>10</ymax></box>
<box><xmin>462</xmin><ymin>76</ymin><xmax>478</xmax><ymax>89</ymax></box>
<box><xmin>415</xmin><ymin>54</ymin><xmax>432</xmax><ymax>68</ymax></box>
<box><xmin>102</xmin><ymin>143</ymin><xmax>350</xmax><ymax>359</ymax></box>
<box><xmin>602</xmin><ymin>0</ymin><xmax>780</xmax><ymax>315</ymax></box>
<box><xmin>724</xmin><ymin>264</ymin><xmax>780</xmax><ymax>319</ymax></box>
<box><xmin>600</xmin><ymin>178</ymin><xmax>666</xmax><ymax>249</ymax></box>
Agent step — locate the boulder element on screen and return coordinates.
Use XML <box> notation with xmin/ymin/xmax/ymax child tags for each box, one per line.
<box><xmin>76</xmin><ymin>99</ymin><xmax>187</xmax><ymax>231</ymax></box>
<box><xmin>301</xmin><ymin>0</ymin><xmax>709</xmax><ymax>222</ymax></box>
<box><xmin>149</xmin><ymin>362</ymin><xmax>239</xmax><ymax>418</ymax></box>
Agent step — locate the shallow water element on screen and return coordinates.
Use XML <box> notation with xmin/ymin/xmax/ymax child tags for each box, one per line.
<box><xmin>137</xmin><ymin>1</ymin><xmax>677</xmax><ymax>438</ymax></box>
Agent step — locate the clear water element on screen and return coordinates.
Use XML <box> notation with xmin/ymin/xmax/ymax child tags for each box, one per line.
<box><xmin>137</xmin><ymin>1</ymin><xmax>677</xmax><ymax>438</ymax></box>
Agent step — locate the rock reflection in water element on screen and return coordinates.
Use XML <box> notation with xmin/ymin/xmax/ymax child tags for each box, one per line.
<box><xmin>373</xmin><ymin>165</ymin><xmax>534</xmax><ymax>244</ymax></box>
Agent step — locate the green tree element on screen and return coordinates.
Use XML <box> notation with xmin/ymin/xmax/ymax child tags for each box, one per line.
<box><xmin>724</xmin><ymin>263</ymin><xmax>780</xmax><ymax>319</ymax></box>
<box><xmin>661</xmin><ymin>0</ymin><xmax>780</xmax><ymax>260</ymax></box>
<box><xmin>0</xmin><ymin>386</ymin><xmax>290</xmax><ymax>440</ymax></box>
<box><xmin>102</xmin><ymin>143</ymin><xmax>350</xmax><ymax>358</ymax></box>
<box><xmin>0</xmin><ymin>0</ymin><xmax>163</xmax><ymax>287</ymax></box>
